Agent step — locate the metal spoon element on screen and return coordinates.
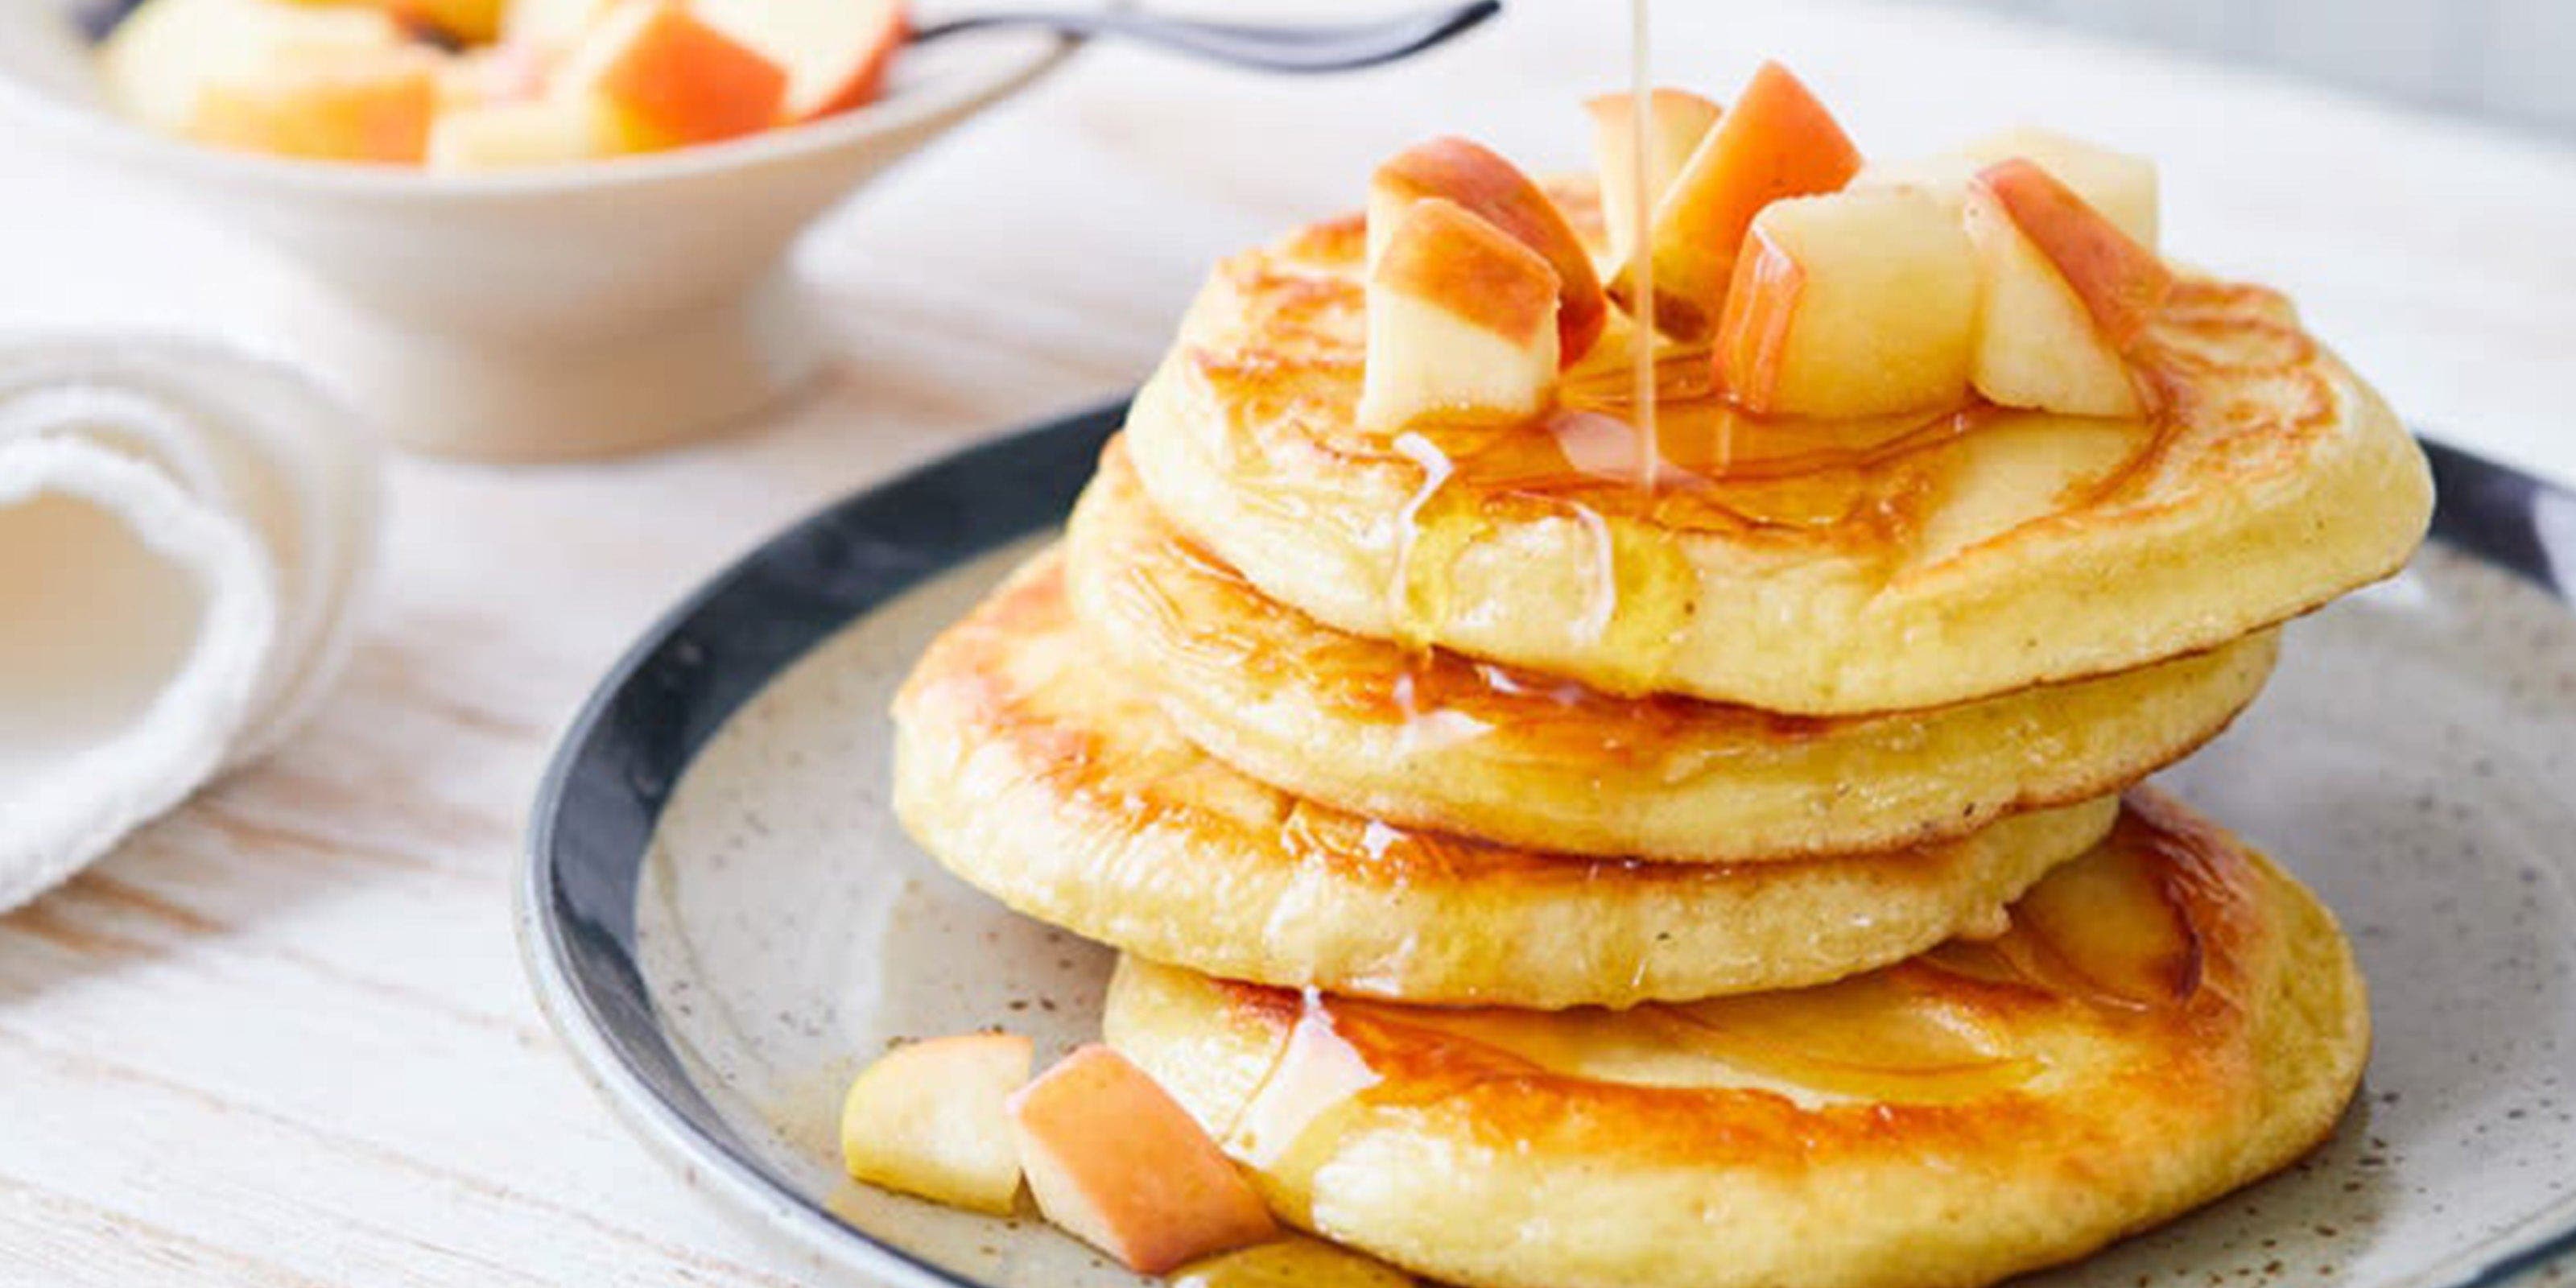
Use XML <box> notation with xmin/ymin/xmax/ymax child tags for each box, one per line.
<box><xmin>909</xmin><ymin>2</ymin><xmax>1503</xmax><ymax>74</ymax></box>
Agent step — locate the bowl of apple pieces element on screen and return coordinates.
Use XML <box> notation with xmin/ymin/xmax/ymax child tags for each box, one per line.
<box><xmin>839</xmin><ymin>57</ymin><xmax>2436</xmax><ymax>1288</ymax></box>
<box><xmin>0</xmin><ymin>0</ymin><xmax>1068</xmax><ymax>458</ymax></box>
<box><xmin>85</xmin><ymin>0</ymin><xmax>910</xmax><ymax>171</ymax></box>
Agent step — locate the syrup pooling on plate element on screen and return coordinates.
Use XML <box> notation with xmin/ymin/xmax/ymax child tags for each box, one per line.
<box><xmin>1222</xmin><ymin>795</ymin><xmax>2227</xmax><ymax>1191</ymax></box>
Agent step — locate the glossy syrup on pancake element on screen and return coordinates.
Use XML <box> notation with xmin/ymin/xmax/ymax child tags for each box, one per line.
<box><xmin>1137</xmin><ymin>202</ymin><xmax>2417</xmax><ymax>711</ymax></box>
<box><xmin>1067</xmin><ymin>442</ymin><xmax>2279</xmax><ymax>862</ymax></box>
<box><xmin>1225</xmin><ymin>791</ymin><xmax>2227</xmax><ymax>1175</ymax></box>
<box><xmin>893</xmin><ymin>550</ymin><xmax>2122</xmax><ymax>1007</ymax></box>
<box><xmin>1105</xmin><ymin>791</ymin><xmax>2372</xmax><ymax>1288</ymax></box>
<box><xmin>1374</xmin><ymin>276</ymin><xmax>2314</xmax><ymax>654</ymax></box>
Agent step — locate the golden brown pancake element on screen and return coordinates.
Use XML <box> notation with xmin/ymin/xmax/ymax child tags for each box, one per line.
<box><xmin>1107</xmin><ymin>791</ymin><xmax>2369</xmax><ymax>1288</ymax></box>
<box><xmin>1068</xmin><ymin>437</ymin><xmax>2278</xmax><ymax>862</ymax></box>
<box><xmin>891</xmin><ymin>551</ymin><xmax>2116</xmax><ymax>1008</ymax></box>
<box><xmin>1121</xmin><ymin>180</ymin><xmax>2432</xmax><ymax>715</ymax></box>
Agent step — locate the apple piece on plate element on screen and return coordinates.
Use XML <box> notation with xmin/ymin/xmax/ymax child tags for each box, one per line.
<box><xmin>1368</xmin><ymin>137</ymin><xmax>1607</xmax><ymax>363</ymax></box>
<box><xmin>1858</xmin><ymin>126</ymin><xmax>2157</xmax><ymax>249</ymax></box>
<box><xmin>1174</xmin><ymin>1237</ymin><xmax>1418</xmax><ymax>1288</ymax></box>
<box><xmin>839</xmin><ymin>1032</ymin><xmax>1034</xmax><ymax>1216</ymax></box>
<box><xmin>1965</xmin><ymin>158</ymin><xmax>2176</xmax><ymax>417</ymax></box>
<box><xmin>1584</xmin><ymin>89</ymin><xmax>1722</xmax><ymax>266</ymax></box>
<box><xmin>1009</xmin><ymin>1044</ymin><xmax>1278</xmax><ymax>1274</ymax></box>
<box><xmin>1356</xmin><ymin>197</ymin><xmax>1563</xmax><ymax>435</ymax></box>
<box><xmin>427</xmin><ymin>97</ymin><xmax>599</xmax><ymax>170</ymax></box>
<box><xmin>1608</xmin><ymin>60</ymin><xmax>1862</xmax><ymax>341</ymax></box>
<box><xmin>97</xmin><ymin>0</ymin><xmax>410</xmax><ymax>137</ymax></box>
<box><xmin>1711</xmin><ymin>188</ymin><xmax>1977</xmax><ymax>417</ymax></box>
<box><xmin>191</xmin><ymin>48</ymin><xmax>440</xmax><ymax>163</ymax></box>
<box><xmin>694</xmin><ymin>0</ymin><xmax>908</xmax><ymax>122</ymax></box>
<box><xmin>555</xmin><ymin>0</ymin><xmax>787</xmax><ymax>153</ymax></box>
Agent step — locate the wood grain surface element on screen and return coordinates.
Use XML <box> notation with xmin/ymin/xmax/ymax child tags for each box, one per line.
<box><xmin>1</xmin><ymin>2</ymin><xmax>2572</xmax><ymax>1283</ymax></box>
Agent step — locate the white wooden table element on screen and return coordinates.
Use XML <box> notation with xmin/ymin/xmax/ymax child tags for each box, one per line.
<box><xmin>1</xmin><ymin>2</ymin><xmax>2572</xmax><ymax>1282</ymax></box>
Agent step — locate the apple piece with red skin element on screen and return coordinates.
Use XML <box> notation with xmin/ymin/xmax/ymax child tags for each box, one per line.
<box><xmin>1965</xmin><ymin>158</ymin><xmax>2177</xmax><ymax>417</ymax></box>
<box><xmin>695</xmin><ymin>0</ymin><xmax>907</xmax><ymax>122</ymax></box>
<box><xmin>1711</xmin><ymin>187</ymin><xmax>1977</xmax><ymax>417</ymax></box>
<box><xmin>839</xmin><ymin>1032</ymin><xmax>1034</xmax><ymax>1216</ymax></box>
<box><xmin>1009</xmin><ymin>1045</ymin><xmax>1278</xmax><ymax>1275</ymax></box>
<box><xmin>1607</xmin><ymin>60</ymin><xmax>1862</xmax><ymax>342</ymax></box>
<box><xmin>1368</xmin><ymin>137</ymin><xmax>1606</xmax><ymax>364</ymax></box>
<box><xmin>1858</xmin><ymin>126</ymin><xmax>2158</xmax><ymax>249</ymax></box>
<box><xmin>1584</xmin><ymin>88</ymin><xmax>1721</xmax><ymax>267</ymax></box>
<box><xmin>555</xmin><ymin>0</ymin><xmax>787</xmax><ymax>153</ymax></box>
<box><xmin>1356</xmin><ymin>196</ymin><xmax>1564</xmax><ymax>436</ymax></box>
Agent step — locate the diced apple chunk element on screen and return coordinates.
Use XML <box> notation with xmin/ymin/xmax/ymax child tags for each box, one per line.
<box><xmin>555</xmin><ymin>0</ymin><xmax>787</xmax><ymax>154</ymax></box>
<box><xmin>282</xmin><ymin>0</ymin><xmax>503</xmax><ymax>43</ymax></box>
<box><xmin>191</xmin><ymin>49</ymin><xmax>439</xmax><ymax>163</ymax></box>
<box><xmin>1608</xmin><ymin>60</ymin><xmax>1862</xmax><ymax>341</ymax></box>
<box><xmin>1174</xmin><ymin>1236</ymin><xmax>1418</xmax><ymax>1288</ymax></box>
<box><xmin>1858</xmin><ymin>126</ymin><xmax>2157</xmax><ymax>249</ymax></box>
<box><xmin>427</xmin><ymin>97</ymin><xmax>599</xmax><ymax>171</ymax></box>
<box><xmin>1368</xmin><ymin>138</ymin><xmax>1606</xmax><ymax>364</ymax></box>
<box><xmin>98</xmin><ymin>0</ymin><xmax>410</xmax><ymax>137</ymax></box>
<box><xmin>1964</xmin><ymin>159</ymin><xmax>2176</xmax><ymax>417</ymax></box>
<box><xmin>840</xmin><ymin>1032</ymin><xmax>1034</xmax><ymax>1216</ymax></box>
<box><xmin>695</xmin><ymin>0</ymin><xmax>907</xmax><ymax>122</ymax></box>
<box><xmin>408</xmin><ymin>0</ymin><xmax>506</xmax><ymax>42</ymax></box>
<box><xmin>1356</xmin><ymin>197</ymin><xmax>1563</xmax><ymax>435</ymax></box>
<box><xmin>1585</xmin><ymin>89</ymin><xmax>1722</xmax><ymax>266</ymax></box>
<box><xmin>1712</xmin><ymin>188</ymin><xmax>1976</xmax><ymax>417</ymax></box>
<box><xmin>1009</xmin><ymin>1045</ymin><xmax>1278</xmax><ymax>1274</ymax></box>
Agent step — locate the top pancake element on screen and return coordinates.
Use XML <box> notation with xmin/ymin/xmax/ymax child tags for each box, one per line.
<box><xmin>1123</xmin><ymin>180</ymin><xmax>2433</xmax><ymax>714</ymax></box>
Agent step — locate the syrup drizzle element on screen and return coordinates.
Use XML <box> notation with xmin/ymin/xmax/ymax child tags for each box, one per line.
<box><xmin>1241</xmin><ymin>809</ymin><xmax>2222</xmax><ymax>1140</ymax></box>
<box><xmin>1628</xmin><ymin>0</ymin><xmax>1659</xmax><ymax>488</ymax></box>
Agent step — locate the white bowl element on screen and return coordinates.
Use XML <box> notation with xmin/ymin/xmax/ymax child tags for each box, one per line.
<box><xmin>0</xmin><ymin>7</ymin><xmax>1073</xmax><ymax>460</ymax></box>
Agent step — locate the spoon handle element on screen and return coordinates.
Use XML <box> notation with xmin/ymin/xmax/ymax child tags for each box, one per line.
<box><xmin>910</xmin><ymin>2</ymin><xmax>1503</xmax><ymax>74</ymax></box>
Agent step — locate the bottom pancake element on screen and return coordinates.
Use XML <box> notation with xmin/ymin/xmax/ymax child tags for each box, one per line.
<box><xmin>1105</xmin><ymin>791</ymin><xmax>2370</xmax><ymax>1288</ymax></box>
<box><xmin>892</xmin><ymin>550</ymin><xmax>2115</xmax><ymax>1009</ymax></box>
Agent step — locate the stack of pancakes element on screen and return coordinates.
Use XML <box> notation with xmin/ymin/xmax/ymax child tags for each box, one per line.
<box><xmin>893</xmin><ymin>177</ymin><xmax>2433</xmax><ymax>1288</ymax></box>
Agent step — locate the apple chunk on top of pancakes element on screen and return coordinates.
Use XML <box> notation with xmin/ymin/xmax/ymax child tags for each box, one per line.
<box><xmin>1124</xmin><ymin>60</ymin><xmax>2429</xmax><ymax>715</ymax></box>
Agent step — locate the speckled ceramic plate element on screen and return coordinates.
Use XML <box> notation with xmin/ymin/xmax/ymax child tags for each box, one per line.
<box><xmin>519</xmin><ymin>397</ymin><xmax>2576</xmax><ymax>1288</ymax></box>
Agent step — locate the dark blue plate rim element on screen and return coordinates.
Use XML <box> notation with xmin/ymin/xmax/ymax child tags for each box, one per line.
<box><xmin>518</xmin><ymin>394</ymin><xmax>2572</xmax><ymax>1288</ymax></box>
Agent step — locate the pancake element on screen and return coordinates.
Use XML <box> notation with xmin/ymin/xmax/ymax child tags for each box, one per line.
<box><xmin>1068</xmin><ymin>437</ymin><xmax>2278</xmax><ymax>862</ymax></box>
<box><xmin>1121</xmin><ymin>180</ymin><xmax>2431</xmax><ymax>715</ymax></box>
<box><xmin>1105</xmin><ymin>790</ymin><xmax>2370</xmax><ymax>1288</ymax></box>
<box><xmin>891</xmin><ymin>550</ymin><xmax>2116</xmax><ymax>1008</ymax></box>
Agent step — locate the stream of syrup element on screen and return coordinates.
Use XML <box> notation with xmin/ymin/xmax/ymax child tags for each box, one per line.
<box><xmin>1628</xmin><ymin>0</ymin><xmax>1659</xmax><ymax>487</ymax></box>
